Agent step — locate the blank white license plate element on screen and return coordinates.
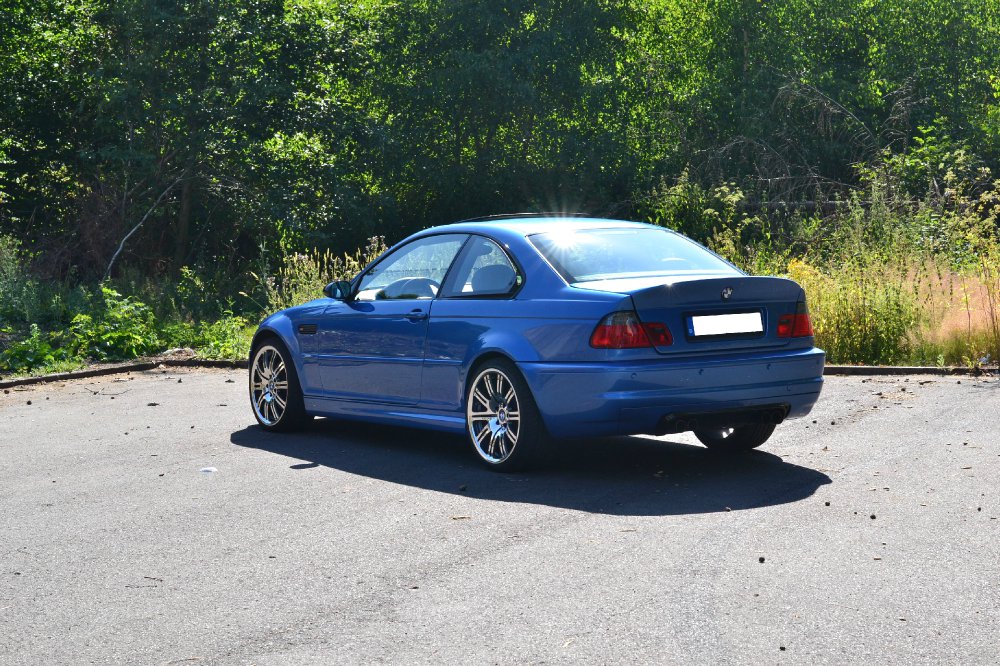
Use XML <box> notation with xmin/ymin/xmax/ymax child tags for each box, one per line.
<box><xmin>690</xmin><ymin>312</ymin><xmax>763</xmax><ymax>337</ymax></box>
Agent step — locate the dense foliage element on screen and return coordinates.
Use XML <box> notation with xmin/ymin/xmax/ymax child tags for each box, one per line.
<box><xmin>3</xmin><ymin>0</ymin><xmax>998</xmax><ymax>275</ymax></box>
<box><xmin>1</xmin><ymin>0</ymin><xmax>1000</xmax><ymax>373</ymax></box>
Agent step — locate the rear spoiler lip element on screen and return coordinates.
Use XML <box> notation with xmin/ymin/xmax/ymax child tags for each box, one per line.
<box><xmin>569</xmin><ymin>271</ymin><xmax>740</xmax><ymax>294</ymax></box>
<box><xmin>627</xmin><ymin>275</ymin><xmax>805</xmax><ymax>306</ymax></box>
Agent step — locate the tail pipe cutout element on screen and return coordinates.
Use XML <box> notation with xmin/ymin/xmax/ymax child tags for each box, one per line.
<box><xmin>655</xmin><ymin>404</ymin><xmax>790</xmax><ymax>435</ymax></box>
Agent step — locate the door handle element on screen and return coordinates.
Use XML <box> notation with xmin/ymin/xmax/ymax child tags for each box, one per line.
<box><xmin>405</xmin><ymin>309</ymin><xmax>428</xmax><ymax>322</ymax></box>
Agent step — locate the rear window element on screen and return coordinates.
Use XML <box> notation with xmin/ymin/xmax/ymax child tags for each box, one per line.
<box><xmin>529</xmin><ymin>227</ymin><xmax>736</xmax><ymax>283</ymax></box>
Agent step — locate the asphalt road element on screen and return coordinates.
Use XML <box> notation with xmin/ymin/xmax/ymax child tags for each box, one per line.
<box><xmin>1</xmin><ymin>368</ymin><xmax>998</xmax><ymax>665</ymax></box>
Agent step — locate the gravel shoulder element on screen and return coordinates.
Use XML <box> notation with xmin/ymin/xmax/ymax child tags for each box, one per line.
<box><xmin>1</xmin><ymin>368</ymin><xmax>998</xmax><ymax>665</ymax></box>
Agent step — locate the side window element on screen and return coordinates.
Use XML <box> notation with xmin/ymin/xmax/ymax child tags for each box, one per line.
<box><xmin>442</xmin><ymin>236</ymin><xmax>521</xmax><ymax>298</ymax></box>
<box><xmin>356</xmin><ymin>234</ymin><xmax>467</xmax><ymax>301</ymax></box>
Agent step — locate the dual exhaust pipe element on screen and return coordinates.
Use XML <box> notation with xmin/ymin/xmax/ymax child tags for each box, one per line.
<box><xmin>656</xmin><ymin>406</ymin><xmax>788</xmax><ymax>435</ymax></box>
<box><xmin>757</xmin><ymin>408</ymin><xmax>788</xmax><ymax>425</ymax></box>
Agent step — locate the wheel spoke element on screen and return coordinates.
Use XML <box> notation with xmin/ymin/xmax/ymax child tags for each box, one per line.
<box><xmin>506</xmin><ymin>424</ymin><xmax>519</xmax><ymax>445</ymax></box>
<box><xmin>273</xmin><ymin>393</ymin><xmax>287</xmax><ymax>410</ymax></box>
<box><xmin>494</xmin><ymin>431</ymin><xmax>507</xmax><ymax>458</ymax></box>
<box><xmin>496</xmin><ymin>431</ymin><xmax>508</xmax><ymax>458</ymax></box>
<box><xmin>473</xmin><ymin>388</ymin><xmax>491</xmax><ymax>408</ymax></box>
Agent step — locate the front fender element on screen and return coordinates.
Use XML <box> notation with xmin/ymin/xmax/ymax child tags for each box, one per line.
<box><xmin>250</xmin><ymin>312</ymin><xmax>305</xmax><ymax>378</ymax></box>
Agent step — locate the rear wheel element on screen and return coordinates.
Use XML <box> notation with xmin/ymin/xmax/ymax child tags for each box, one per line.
<box><xmin>465</xmin><ymin>359</ymin><xmax>550</xmax><ymax>472</ymax></box>
<box><xmin>694</xmin><ymin>423</ymin><xmax>776</xmax><ymax>453</ymax></box>
<box><xmin>249</xmin><ymin>338</ymin><xmax>310</xmax><ymax>432</ymax></box>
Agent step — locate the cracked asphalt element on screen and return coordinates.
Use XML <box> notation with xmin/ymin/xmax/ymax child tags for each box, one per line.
<box><xmin>1</xmin><ymin>368</ymin><xmax>998</xmax><ymax>665</ymax></box>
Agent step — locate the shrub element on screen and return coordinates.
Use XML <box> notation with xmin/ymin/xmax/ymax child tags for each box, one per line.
<box><xmin>0</xmin><ymin>324</ymin><xmax>69</xmax><ymax>374</ymax></box>
<box><xmin>195</xmin><ymin>315</ymin><xmax>254</xmax><ymax>360</ymax></box>
<box><xmin>69</xmin><ymin>286</ymin><xmax>161</xmax><ymax>361</ymax></box>
<box><xmin>643</xmin><ymin>171</ymin><xmax>745</xmax><ymax>248</ymax></box>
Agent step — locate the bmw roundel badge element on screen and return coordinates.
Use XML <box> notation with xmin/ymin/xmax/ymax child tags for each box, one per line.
<box><xmin>721</xmin><ymin>287</ymin><xmax>733</xmax><ymax>300</ymax></box>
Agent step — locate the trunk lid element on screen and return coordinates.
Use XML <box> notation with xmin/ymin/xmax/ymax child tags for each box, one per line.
<box><xmin>577</xmin><ymin>274</ymin><xmax>806</xmax><ymax>354</ymax></box>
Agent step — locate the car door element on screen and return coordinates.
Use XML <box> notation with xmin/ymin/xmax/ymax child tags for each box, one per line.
<box><xmin>421</xmin><ymin>235</ymin><xmax>524</xmax><ymax>411</ymax></box>
<box><xmin>315</xmin><ymin>234</ymin><xmax>468</xmax><ymax>405</ymax></box>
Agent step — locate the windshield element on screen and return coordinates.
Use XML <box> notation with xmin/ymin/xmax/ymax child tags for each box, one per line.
<box><xmin>529</xmin><ymin>227</ymin><xmax>737</xmax><ymax>283</ymax></box>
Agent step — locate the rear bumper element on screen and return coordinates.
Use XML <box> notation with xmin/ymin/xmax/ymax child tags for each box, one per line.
<box><xmin>518</xmin><ymin>347</ymin><xmax>825</xmax><ymax>438</ymax></box>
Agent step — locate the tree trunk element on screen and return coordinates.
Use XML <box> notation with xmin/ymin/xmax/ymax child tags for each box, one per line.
<box><xmin>173</xmin><ymin>177</ymin><xmax>193</xmax><ymax>269</ymax></box>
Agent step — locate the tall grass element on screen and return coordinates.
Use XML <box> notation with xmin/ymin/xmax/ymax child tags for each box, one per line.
<box><xmin>787</xmin><ymin>257</ymin><xmax>919</xmax><ymax>365</ymax></box>
<box><xmin>253</xmin><ymin>236</ymin><xmax>387</xmax><ymax>312</ymax></box>
<box><xmin>975</xmin><ymin>250</ymin><xmax>1000</xmax><ymax>365</ymax></box>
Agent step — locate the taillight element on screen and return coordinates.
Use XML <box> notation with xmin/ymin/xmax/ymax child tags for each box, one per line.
<box><xmin>590</xmin><ymin>312</ymin><xmax>672</xmax><ymax>349</ymax></box>
<box><xmin>777</xmin><ymin>302</ymin><xmax>813</xmax><ymax>338</ymax></box>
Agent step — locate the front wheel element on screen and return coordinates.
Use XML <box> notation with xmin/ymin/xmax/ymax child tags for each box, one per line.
<box><xmin>249</xmin><ymin>338</ymin><xmax>310</xmax><ymax>432</ymax></box>
<box><xmin>465</xmin><ymin>359</ymin><xmax>551</xmax><ymax>472</ymax></box>
<box><xmin>694</xmin><ymin>423</ymin><xmax>776</xmax><ymax>453</ymax></box>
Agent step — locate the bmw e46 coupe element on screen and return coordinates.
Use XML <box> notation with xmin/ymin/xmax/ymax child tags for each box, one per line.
<box><xmin>249</xmin><ymin>217</ymin><xmax>824</xmax><ymax>470</ymax></box>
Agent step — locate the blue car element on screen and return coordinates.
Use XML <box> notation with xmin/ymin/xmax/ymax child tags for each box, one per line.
<box><xmin>249</xmin><ymin>217</ymin><xmax>824</xmax><ymax>470</ymax></box>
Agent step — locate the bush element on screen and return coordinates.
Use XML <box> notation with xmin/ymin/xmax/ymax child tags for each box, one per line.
<box><xmin>195</xmin><ymin>315</ymin><xmax>254</xmax><ymax>360</ymax></box>
<box><xmin>643</xmin><ymin>171</ymin><xmax>745</xmax><ymax>247</ymax></box>
<box><xmin>0</xmin><ymin>324</ymin><xmax>70</xmax><ymax>374</ymax></box>
<box><xmin>69</xmin><ymin>286</ymin><xmax>161</xmax><ymax>361</ymax></box>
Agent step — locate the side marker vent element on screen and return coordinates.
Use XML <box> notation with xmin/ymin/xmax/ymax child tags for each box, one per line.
<box><xmin>298</xmin><ymin>324</ymin><xmax>318</xmax><ymax>335</ymax></box>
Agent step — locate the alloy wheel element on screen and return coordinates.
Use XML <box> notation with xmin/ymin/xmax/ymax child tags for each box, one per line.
<box><xmin>467</xmin><ymin>368</ymin><xmax>521</xmax><ymax>464</ymax></box>
<box><xmin>251</xmin><ymin>345</ymin><xmax>290</xmax><ymax>426</ymax></box>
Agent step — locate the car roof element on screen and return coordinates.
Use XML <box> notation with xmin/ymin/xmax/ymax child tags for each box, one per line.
<box><xmin>417</xmin><ymin>216</ymin><xmax>665</xmax><ymax>239</ymax></box>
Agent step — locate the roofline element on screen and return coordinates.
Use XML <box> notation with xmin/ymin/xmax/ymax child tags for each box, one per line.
<box><xmin>410</xmin><ymin>216</ymin><xmax>666</xmax><ymax>242</ymax></box>
<box><xmin>455</xmin><ymin>212</ymin><xmax>591</xmax><ymax>223</ymax></box>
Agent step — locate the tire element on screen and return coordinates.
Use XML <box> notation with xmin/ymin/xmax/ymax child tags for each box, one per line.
<box><xmin>694</xmin><ymin>423</ymin><xmax>776</xmax><ymax>453</ymax></box>
<box><xmin>465</xmin><ymin>358</ymin><xmax>551</xmax><ymax>472</ymax></box>
<box><xmin>249</xmin><ymin>337</ymin><xmax>310</xmax><ymax>432</ymax></box>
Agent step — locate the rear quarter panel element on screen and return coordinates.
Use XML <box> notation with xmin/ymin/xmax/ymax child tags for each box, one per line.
<box><xmin>421</xmin><ymin>286</ymin><xmax>625</xmax><ymax>412</ymax></box>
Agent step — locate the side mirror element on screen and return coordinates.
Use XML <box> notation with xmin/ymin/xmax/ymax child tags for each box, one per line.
<box><xmin>323</xmin><ymin>280</ymin><xmax>354</xmax><ymax>301</ymax></box>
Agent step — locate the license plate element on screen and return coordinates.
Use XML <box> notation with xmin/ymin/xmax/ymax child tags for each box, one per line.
<box><xmin>689</xmin><ymin>311</ymin><xmax>763</xmax><ymax>337</ymax></box>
